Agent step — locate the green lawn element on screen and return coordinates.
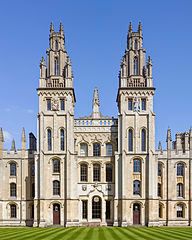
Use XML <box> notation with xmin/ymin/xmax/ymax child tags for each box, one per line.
<box><xmin>0</xmin><ymin>227</ymin><xmax>192</xmax><ymax>240</ymax></box>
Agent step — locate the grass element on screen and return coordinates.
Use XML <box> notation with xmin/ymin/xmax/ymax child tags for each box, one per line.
<box><xmin>0</xmin><ymin>227</ymin><xmax>192</xmax><ymax>240</ymax></box>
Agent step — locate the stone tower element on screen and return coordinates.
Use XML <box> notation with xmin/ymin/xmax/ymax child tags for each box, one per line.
<box><xmin>115</xmin><ymin>22</ymin><xmax>158</xmax><ymax>226</ymax></box>
<box><xmin>35</xmin><ymin>23</ymin><xmax>77</xmax><ymax>227</ymax></box>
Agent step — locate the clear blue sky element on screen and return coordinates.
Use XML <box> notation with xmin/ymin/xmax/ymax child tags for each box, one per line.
<box><xmin>0</xmin><ymin>0</ymin><xmax>192</xmax><ymax>149</ymax></box>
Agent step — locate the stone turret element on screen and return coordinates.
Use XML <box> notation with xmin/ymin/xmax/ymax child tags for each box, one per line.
<box><xmin>166</xmin><ymin>128</ymin><xmax>172</xmax><ymax>151</ymax></box>
<box><xmin>0</xmin><ymin>128</ymin><xmax>4</xmax><ymax>158</ymax></box>
<box><xmin>92</xmin><ymin>87</ymin><xmax>101</xmax><ymax>119</ymax></box>
<box><xmin>21</xmin><ymin>128</ymin><xmax>26</xmax><ymax>151</ymax></box>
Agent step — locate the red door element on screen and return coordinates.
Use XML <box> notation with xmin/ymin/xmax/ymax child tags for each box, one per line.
<box><xmin>53</xmin><ymin>204</ymin><xmax>60</xmax><ymax>225</ymax></box>
<box><xmin>133</xmin><ymin>203</ymin><xmax>140</xmax><ymax>225</ymax></box>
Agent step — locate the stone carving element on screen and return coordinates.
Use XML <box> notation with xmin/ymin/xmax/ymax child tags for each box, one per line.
<box><xmin>133</xmin><ymin>97</ymin><xmax>140</xmax><ymax>112</ymax></box>
<box><xmin>52</xmin><ymin>98</ymin><xmax>59</xmax><ymax>111</ymax></box>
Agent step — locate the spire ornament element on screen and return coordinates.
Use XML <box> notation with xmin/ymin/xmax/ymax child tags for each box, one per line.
<box><xmin>92</xmin><ymin>87</ymin><xmax>101</xmax><ymax>119</ymax></box>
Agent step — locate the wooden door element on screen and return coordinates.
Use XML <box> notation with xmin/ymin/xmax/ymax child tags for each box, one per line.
<box><xmin>133</xmin><ymin>203</ymin><xmax>140</xmax><ymax>225</ymax></box>
<box><xmin>53</xmin><ymin>204</ymin><xmax>60</xmax><ymax>225</ymax></box>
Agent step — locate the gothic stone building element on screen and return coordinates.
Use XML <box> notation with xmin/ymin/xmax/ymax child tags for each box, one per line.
<box><xmin>0</xmin><ymin>22</ymin><xmax>192</xmax><ymax>227</ymax></box>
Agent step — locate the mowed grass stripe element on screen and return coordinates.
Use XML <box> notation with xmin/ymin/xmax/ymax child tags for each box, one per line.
<box><xmin>60</xmin><ymin>227</ymin><xmax>85</xmax><ymax>240</ymax></box>
<box><xmin>118</xmin><ymin>227</ymin><xmax>153</xmax><ymax>240</ymax></box>
<box><xmin>98</xmin><ymin>227</ymin><xmax>108</xmax><ymax>240</ymax></box>
<box><xmin>0</xmin><ymin>228</ymin><xmax>46</xmax><ymax>240</ymax></box>
<box><xmin>12</xmin><ymin>228</ymin><xmax>60</xmax><ymax>240</ymax></box>
<box><xmin>83</xmin><ymin>227</ymin><xmax>94</xmax><ymax>240</ymax></box>
<box><xmin>161</xmin><ymin>228</ymin><xmax>192</xmax><ymax>238</ymax></box>
<box><xmin>135</xmin><ymin>227</ymin><xmax>173</xmax><ymax>240</ymax></box>
<box><xmin>49</xmin><ymin>227</ymin><xmax>78</xmax><ymax>240</ymax></box>
<box><xmin>0</xmin><ymin>228</ymin><xmax>31</xmax><ymax>239</ymax></box>
<box><xmin>146</xmin><ymin>227</ymin><xmax>187</xmax><ymax>240</ymax></box>
<box><xmin>107</xmin><ymin>227</ymin><xmax>127</xmax><ymax>240</ymax></box>
<box><xmin>149</xmin><ymin>227</ymin><xmax>192</xmax><ymax>240</ymax></box>
<box><xmin>71</xmin><ymin>227</ymin><xmax>90</xmax><ymax>240</ymax></box>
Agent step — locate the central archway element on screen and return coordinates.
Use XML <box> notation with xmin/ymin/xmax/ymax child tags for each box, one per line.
<box><xmin>92</xmin><ymin>196</ymin><xmax>102</xmax><ymax>219</ymax></box>
<box><xmin>133</xmin><ymin>203</ymin><xmax>141</xmax><ymax>225</ymax></box>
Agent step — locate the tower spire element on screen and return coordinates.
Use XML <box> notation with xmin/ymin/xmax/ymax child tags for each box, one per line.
<box><xmin>92</xmin><ymin>87</ymin><xmax>101</xmax><ymax>119</ymax></box>
<box><xmin>0</xmin><ymin>128</ymin><xmax>4</xmax><ymax>142</ymax></box>
<box><xmin>21</xmin><ymin>128</ymin><xmax>26</xmax><ymax>150</ymax></box>
<box><xmin>129</xmin><ymin>22</ymin><xmax>132</xmax><ymax>32</ymax></box>
<box><xmin>11</xmin><ymin>139</ymin><xmax>16</xmax><ymax>152</ymax></box>
<box><xmin>50</xmin><ymin>22</ymin><xmax>54</xmax><ymax>33</ymax></box>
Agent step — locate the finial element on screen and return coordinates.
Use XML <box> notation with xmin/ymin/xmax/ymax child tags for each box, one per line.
<box><xmin>92</xmin><ymin>87</ymin><xmax>101</xmax><ymax>118</ymax></box>
<box><xmin>158</xmin><ymin>141</ymin><xmax>162</xmax><ymax>150</ymax></box>
<box><xmin>50</xmin><ymin>22</ymin><xmax>54</xmax><ymax>33</ymax></box>
<box><xmin>22</xmin><ymin>128</ymin><xmax>26</xmax><ymax>143</ymax></box>
<box><xmin>40</xmin><ymin>56</ymin><xmax>46</xmax><ymax>65</ymax></box>
<box><xmin>129</xmin><ymin>22</ymin><xmax>132</xmax><ymax>32</ymax></box>
<box><xmin>148</xmin><ymin>56</ymin><xmax>152</xmax><ymax>65</ymax></box>
<box><xmin>60</xmin><ymin>22</ymin><xmax>64</xmax><ymax>33</ymax></box>
<box><xmin>166</xmin><ymin>127</ymin><xmax>172</xmax><ymax>142</ymax></box>
<box><xmin>0</xmin><ymin>128</ymin><xmax>4</xmax><ymax>142</ymax></box>
<box><xmin>11</xmin><ymin>139</ymin><xmax>16</xmax><ymax>152</ymax></box>
<box><xmin>138</xmin><ymin>22</ymin><xmax>142</xmax><ymax>32</ymax></box>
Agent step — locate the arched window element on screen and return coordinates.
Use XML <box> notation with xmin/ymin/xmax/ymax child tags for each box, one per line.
<box><xmin>93</xmin><ymin>164</ymin><xmax>101</xmax><ymax>182</ymax></box>
<box><xmin>128</xmin><ymin>129</ymin><xmax>133</xmax><ymax>152</ymax></box>
<box><xmin>53</xmin><ymin>180</ymin><xmax>60</xmax><ymax>195</ymax></box>
<box><xmin>10</xmin><ymin>183</ymin><xmax>16</xmax><ymax>197</ymax></box>
<box><xmin>93</xmin><ymin>143</ymin><xmax>101</xmax><ymax>156</ymax></box>
<box><xmin>134</xmin><ymin>57</ymin><xmax>139</xmax><ymax>75</ymax></box>
<box><xmin>53</xmin><ymin>159</ymin><xmax>60</xmax><ymax>173</ymax></box>
<box><xmin>158</xmin><ymin>162</ymin><xmax>163</xmax><ymax>176</ymax></box>
<box><xmin>47</xmin><ymin>129</ymin><xmax>52</xmax><ymax>151</ymax></box>
<box><xmin>106</xmin><ymin>164</ymin><xmax>113</xmax><ymax>182</ymax></box>
<box><xmin>159</xmin><ymin>204</ymin><xmax>163</xmax><ymax>218</ymax></box>
<box><xmin>10</xmin><ymin>162</ymin><xmax>16</xmax><ymax>176</ymax></box>
<box><xmin>158</xmin><ymin>183</ymin><xmax>162</xmax><ymax>197</ymax></box>
<box><xmin>60</xmin><ymin>129</ymin><xmax>65</xmax><ymax>151</ymax></box>
<box><xmin>177</xmin><ymin>204</ymin><xmax>184</xmax><ymax>218</ymax></box>
<box><xmin>106</xmin><ymin>143</ymin><xmax>113</xmax><ymax>156</ymax></box>
<box><xmin>55</xmin><ymin>40</ymin><xmax>58</xmax><ymax>51</ymax></box>
<box><xmin>133</xmin><ymin>180</ymin><xmax>141</xmax><ymax>195</ymax></box>
<box><xmin>80</xmin><ymin>164</ymin><xmax>88</xmax><ymax>182</ymax></box>
<box><xmin>92</xmin><ymin>196</ymin><xmax>101</xmax><ymax>219</ymax></box>
<box><xmin>10</xmin><ymin>204</ymin><xmax>17</xmax><ymax>218</ymax></box>
<box><xmin>141</xmin><ymin>128</ymin><xmax>146</xmax><ymax>152</ymax></box>
<box><xmin>134</xmin><ymin>39</ymin><xmax>138</xmax><ymax>50</ymax></box>
<box><xmin>177</xmin><ymin>183</ymin><xmax>184</xmax><ymax>197</ymax></box>
<box><xmin>54</xmin><ymin>57</ymin><xmax>59</xmax><ymax>75</ymax></box>
<box><xmin>133</xmin><ymin>159</ymin><xmax>141</xmax><ymax>173</ymax></box>
<box><xmin>80</xmin><ymin>143</ymin><xmax>88</xmax><ymax>156</ymax></box>
<box><xmin>177</xmin><ymin>163</ymin><xmax>184</xmax><ymax>176</ymax></box>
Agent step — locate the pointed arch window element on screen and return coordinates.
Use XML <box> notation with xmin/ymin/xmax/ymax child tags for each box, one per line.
<box><xmin>54</xmin><ymin>57</ymin><xmax>59</xmax><ymax>75</ymax></box>
<box><xmin>133</xmin><ymin>159</ymin><xmax>141</xmax><ymax>173</ymax></box>
<box><xmin>10</xmin><ymin>204</ymin><xmax>17</xmax><ymax>218</ymax></box>
<box><xmin>106</xmin><ymin>164</ymin><xmax>113</xmax><ymax>182</ymax></box>
<box><xmin>53</xmin><ymin>159</ymin><xmax>60</xmax><ymax>173</ymax></box>
<box><xmin>93</xmin><ymin>164</ymin><xmax>101</xmax><ymax>182</ymax></box>
<box><xmin>10</xmin><ymin>183</ymin><xmax>16</xmax><ymax>197</ymax></box>
<box><xmin>134</xmin><ymin>39</ymin><xmax>138</xmax><ymax>50</ymax></box>
<box><xmin>47</xmin><ymin>129</ymin><xmax>52</xmax><ymax>151</ymax></box>
<box><xmin>158</xmin><ymin>162</ymin><xmax>163</xmax><ymax>177</ymax></box>
<box><xmin>133</xmin><ymin>180</ymin><xmax>141</xmax><ymax>195</ymax></box>
<box><xmin>80</xmin><ymin>164</ymin><xmax>88</xmax><ymax>182</ymax></box>
<box><xmin>106</xmin><ymin>143</ymin><xmax>113</xmax><ymax>156</ymax></box>
<box><xmin>158</xmin><ymin>183</ymin><xmax>162</xmax><ymax>197</ymax></box>
<box><xmin>80</xmin><ymin>143</ymin><xmax>88</xmax><ymax>156</ymax></box>
<box><xmin>128</xmin><ymin>129</ymin><xmax>133</xmax><ymax>152</ymax></box>
<box><xmin>134</xmin><ymin>57</ymin><xmax>139</xmax><ymax>75</ymax></box>
<box><xmin>177</xmin><ymin>163</ymin><xmax>184</xmax><ymax>176</ymax></box>
<box><xmin>55</xmin><ymin>40</ymin><xmax>58</xmax><ymax>51</ymax></box>
<box><xmin>177</xmin><ymin>183</ymin><xmax>184</xmax><ymax>197</ymax></box>
<box><xmin>93</xmin><ymin>143</ymin><xmax>101</xmax><ymax>156</ymax></box>
<box><xmin>177</xmin><ymin>204</ymin><xmax>184</xmax><ymax>218</ymax></box>
<box><xmin>60</xmin><ymin>129</ymin><xmax>65</xmax><ymax>151</ymax></box>
<box><xmin>141</xmin><ymin>128</ymin><xmax>146</xmax><ymax>152</ymax></box>
<box><xmin>10</xmin><ymin>162</ymin><xmax>16</xmax><ymax>176</ymax></box>
<box><xmin>53</xmin><ymin>180</ymin><xmax>60</xmax><ymax>195</ymax></box>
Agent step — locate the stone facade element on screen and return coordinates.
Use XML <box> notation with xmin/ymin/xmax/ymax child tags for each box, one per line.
<box><xmin>0</xmin><ymin>22</ymin><xmax>192</xmax><ymax>227</ymax></box>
